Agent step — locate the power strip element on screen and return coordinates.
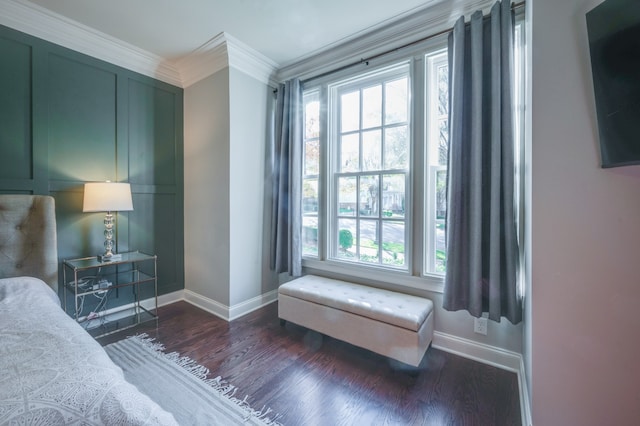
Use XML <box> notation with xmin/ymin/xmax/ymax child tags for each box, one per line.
<box><xmin>92</xmin><ymin>279</ymin><xmax>112</xmax><ymax>291</ymax></box>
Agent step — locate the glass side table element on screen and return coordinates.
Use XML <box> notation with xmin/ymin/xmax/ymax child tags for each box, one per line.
<box><xmin>62</xmin><ymin>251</ymin><xmax>158</xmax><ymax>338</ymax></box>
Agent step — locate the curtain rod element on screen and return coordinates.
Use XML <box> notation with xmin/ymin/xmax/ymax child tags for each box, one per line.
<box><xmin>285</xmin><ymin>0</ymin><xmax>525</xmax><ymax>88</ymax></box>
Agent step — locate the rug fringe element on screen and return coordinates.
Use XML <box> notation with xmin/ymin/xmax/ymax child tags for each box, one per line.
<box><xmin>128</xmin><ymin>333</ymin><xmax>283</xmax><ymax>426</ymax></box>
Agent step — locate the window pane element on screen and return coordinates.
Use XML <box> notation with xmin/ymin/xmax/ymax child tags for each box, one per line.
<box><xmin>359</xmin><ymin>175</ymin><xmax>379</xmax><ymax>217</ymax></box>
<box><xmin>337</xmin><ymin>218</ymin><xmax>357</xmax><ymax>260</ymax></box>
<box><xmin>340</xmin><ymin>133</ymin><xmax>359</xmax><ymax>172</ymax></box>
<box><xmin>382</xmin><ymin>174</ymin><xmax>405</xmax><ymax>219</ymax></box>
<box><xmin>384</xmin><ymin>125</ymin><xmax>408</xmax><ymax>169</ymax></box>
<box><xmin>438</xmin><ymin>119</ymin><xmax>448</xmax><ymax>166</ymax></box>
<box><xmin>338</xmin><ymin>176</ymin><xmax>356</xmax><ymax>216</ymax></box>
<box><xmin>341</xmin><ymin>91</ymin><xmax>360</xmax><ymax>132</ymax></box>
<box><xmin>302</xmin><ymin>216</ymin><xmax>318</xmax><ymax>256</ymax></box>
<box><xmin>305</xmin><ymin>139</ymin><xmax>320</xmax><ymax>175</ymax></box>
<box><xmin>435</xmin><ymin>220</ymin><xmax>446</xmax><ymax>273</ymax></box>
<box><xmin>303</xmin><ymin>178</ymin><xmax>318</xmax><ymax>214</ymax></box>
<box><xmin>359</xmin><ymin>220</ymin><xmax>379</xmax><ymax>264</ymax></box>
<box><xmin>382</xmin><ymin>222</ymin><xmax>405</xmax><ymax>266</ymax></box>
<box><xmin>362</xmin><ymin>85</ymin><xmax>382</xmax><ymax>129</ymax></box>
<box><xmin>385</xmin><ymin>77</ymin><xmax>408</xmax><ymax>124</ymax></box>
<box><xmin>305</xmin><ymin>100</ymin><xmax>320</xmax><ymax>139</ymax></box>
<box><xmin>437</xmin><ymin>65</ymin><xmax>448</xmax><ymax>116</ymax></box>
<box><xmin>362</xmin><ymin>130</ymin><xmax>381</xmax><ymax>171</ymax></box>
<box><xmin>436</xmin><ymin>169</ymin><xmax>447</xmax><ymax>220</ymax></box>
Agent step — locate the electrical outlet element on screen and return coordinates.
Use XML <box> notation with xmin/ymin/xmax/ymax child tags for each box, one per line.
<box><xmin>474</xmin><ymin>317</ymin><xmax>488</xmax><ymax>335</ymax></box>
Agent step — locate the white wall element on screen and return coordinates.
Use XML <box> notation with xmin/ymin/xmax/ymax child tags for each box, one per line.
<box><xmin>184</xmin><ymin>64</ymin><xmax>276</xmax><ymax>312</ymax></box>
<box><xmin>184</xmin><ymin>68</ymin><xmax>231</xmax><ymax>305</ymax></box>
<box><xmin>228</xmin><ymin>68</ymin><xmax>275</xmax><ymax>305</ymax></box>
<box><xmin>531</xmin><ymin>0</ymin><xmax>640</xmax><ymax>424</ymax></box>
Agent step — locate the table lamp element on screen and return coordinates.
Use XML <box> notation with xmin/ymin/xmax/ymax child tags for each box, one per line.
<box><xmin>83</xmin><ymin>182</ymin><xmax>133</xmax><ymax>261</ymax></box>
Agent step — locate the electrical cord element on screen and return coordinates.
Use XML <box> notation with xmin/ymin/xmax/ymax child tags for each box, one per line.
<box><xmin>68</xmin><ymin>270</ymin><xmax>113</xmax><ymax>329</ymax></box>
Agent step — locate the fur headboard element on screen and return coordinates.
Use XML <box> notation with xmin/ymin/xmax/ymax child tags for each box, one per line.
<box><xmin>0</xmin><ymin>195</ymin><xmax>58</xmax><ymax>292</ymax></box>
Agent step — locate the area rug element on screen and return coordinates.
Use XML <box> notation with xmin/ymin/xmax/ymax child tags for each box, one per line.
<box><xmin>104</xmin><ymin>334</ymin><xmax>282</xmax><ymax>425</ymax></box>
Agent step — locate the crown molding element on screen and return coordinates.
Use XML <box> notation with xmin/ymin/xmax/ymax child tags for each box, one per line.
<box><xmin>0</xmin><ymin>0</ymin><xmax>498</xmax><ymax>88</ymax></box>
<box><xmin>174</xmin><ymin>32</ymin><xmax>230</xmax><ymax>88</ymax></box>
<box><xmin>0</xmin><ymin>0</ymin><xmax>183</xmax><ymax>86</ymax></box>
<box><xmin>176</xmin><ymin>32</ymin><xmax>278</xmax><ymax>88</ymax></box>
<box><xmin>225</xmin><ymin>33</ymin><xmax>279</xmax><ymax>87</ymax></box>
<box><xmin>276</xmin><ymin>0</ymin><xmax>496</xmax><ymax>83</ymax></box>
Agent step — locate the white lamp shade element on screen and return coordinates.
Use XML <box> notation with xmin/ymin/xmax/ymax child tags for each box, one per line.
<box><xmin>83</xmin><ymin>182</ymin><xmax>134</xmax><ymax>212</ymax></box>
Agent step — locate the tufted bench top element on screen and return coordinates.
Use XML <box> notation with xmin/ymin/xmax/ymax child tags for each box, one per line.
<box><xmin>278</xmin><ymin>275</ymin><xmax>433</xmax><ymax>332</ymax></box>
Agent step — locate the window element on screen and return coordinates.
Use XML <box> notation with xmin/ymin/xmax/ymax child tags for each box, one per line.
<box><xmin>329</xmin><ymin>65</ymin><xmax>410</xmax><ymax>268</ymax></box>
<box><xmin>302</xmin><ymin>91</ymin><xmax>320</xmax><ymax>256</ymax></box>
<box><xmin>424</xmin><ymin>51</ymin><xmax>449</xmax><ymax>274</ymax></box>
<box><xmin>300</xmin><ymin>19</ymin><xmax>524</xmax><ymax>286</ymax></box>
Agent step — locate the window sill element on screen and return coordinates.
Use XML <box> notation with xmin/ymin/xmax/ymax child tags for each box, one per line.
<box><xmin>301</xmin><ymin>258</ymin><xmax>444</xmax><ymax>294</ymax></box>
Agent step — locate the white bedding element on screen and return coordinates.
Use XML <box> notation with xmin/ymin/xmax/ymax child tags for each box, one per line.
<box><xmin>0</xmin><ymin>277</ymin><xmax>178</xmax><ymax>425</ymax></box>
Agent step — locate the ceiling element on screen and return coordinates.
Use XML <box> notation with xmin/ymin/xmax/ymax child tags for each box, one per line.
<box><xmin>25</xmin><ymin>0</ymin><xmax>435</xmax><ymax>67</ymax></box>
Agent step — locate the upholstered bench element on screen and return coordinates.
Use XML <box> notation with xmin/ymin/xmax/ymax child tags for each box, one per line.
<box><xmin>278</xmin><ymin>275</ymin><xmax>434</xmax><ymax>367</ymax></box>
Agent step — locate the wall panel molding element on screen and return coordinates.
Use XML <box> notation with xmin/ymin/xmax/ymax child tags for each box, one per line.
<box><xmin>0</xmin><ymin>23</ymin><xmax>184</xmax><ymax>302</ymax></box>
<box><xmin>0</xmin><ymin>0</ymin><xmax>278</xmax><ymax>88</ymax></box>
<box><xmin>0</xmin><ymin>0</ymin><xmax>182</xmax><ymax>86</ymax></box>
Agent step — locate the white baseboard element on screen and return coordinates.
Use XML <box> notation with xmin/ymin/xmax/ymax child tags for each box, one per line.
<box><xmin>228</xmin><ymin>290</ymin><xmax>279</xmax><ymax>320</ymax></box>
<box><xmin>432</xmin><ymin>331</ymin><xmax>521</xmax><ymax>371</ymax></box>
<box><xmin>182</xmin><ymin>289</ymin><xmax>229</xmax><ymax>320</ymax></box>
<box><xmin>147</xmin><ymin>290</ymin><xmax>185</xmax><ymax>308</ymax></box>
<box><xmin>182</xmin><ymin>289</ymin><xmax>278</xmax><ymax>321</ymax></box>
<box><xmin>519</xmin><ymin>356</ymin><xmax>533</xmax><ymax>426</ymax></box>
<box><xmin>432</xmin><ymin>331</ymin><xmax>532</xmax><ymax>426</ymax></box>
<box><xmin>77</xmin><ymin>289</ymin><xmax>185</xmax><ymax>322</ymax></box>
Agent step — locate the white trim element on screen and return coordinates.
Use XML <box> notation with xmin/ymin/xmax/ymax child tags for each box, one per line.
<box><xmin>167</xmin><ymin>32</ymin><xmax>278</xmax><ymax>88</ymax></box>
<box><xmin>304</xmin><ymin>258</ymin><xmax>445</xmax><ymax>294</ymax></box>
<box><xmin>77</xmin><ymin>289</ymin><xmax>184</xmax><ymax>323</ymax></box>
<box><xmin>0</xmin><ymin>0</ymin><xmax>183</xmax><ymax>86</ymax></box>
<box><xmin>228</xmin><ymin>289</ymin><xmax>279</xmax><ymax>321</ymax></box>
<box><xmin>225</xmin><ymin>33</ymin><xmax>278</xmax><ymax>87</ymax></box>
<box><xmin>432</xmin><ymin>330</ymin><xmax>521</xmax><ymax>372</ymax></box>
<box><xmin>182</xmin><ymin>289</ymin><xmax>278</xmax><ymax>321</ymax></box>
<box><xmin>182</xmin><ymin>289</ymin><xmax>229</xmax><ymax>320</ymax></box>
<box><xmin>0</xmin><ymin>1</ymin><xmax>277</xmax><ymax>88</ymax></box>
<box><xmin>432</xmin><ymin>331</ymin><xmax>530</xmax><ymax>426</ymax></box>
<box><xmin>148</xmin><ymin>290</ymin><xmax>184</xmax><ymax>309</ymax></box>
<box><xmin>276</xmin><ymin>0</ymin><xmax>496</xmax><ymax>82</ymax></box>
<box><xmin>174</xmin><ymin>33</ymin><xmax>229</xmax><ymax>88</ymax></box>
<box><xmin>519</xmin><ymin>356</ymin><xmax>533</xmax><ymax>426</ymax></box>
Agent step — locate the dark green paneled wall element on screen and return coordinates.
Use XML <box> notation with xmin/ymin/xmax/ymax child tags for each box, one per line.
<box><xmin>0</xmin><ymin>36</ymin><xmax>32</xmax><ymax>181</ymax></box>
<box><xmin>0</xmin><ymin>25</ymin><xmax>184</xmax><ymax>302</ymax></box>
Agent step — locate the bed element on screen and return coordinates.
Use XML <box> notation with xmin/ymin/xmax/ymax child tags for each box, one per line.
<box><xmin>0</xmin><ymin>195</ymin><xmax>177</xmax><ymax>425</ymax></box>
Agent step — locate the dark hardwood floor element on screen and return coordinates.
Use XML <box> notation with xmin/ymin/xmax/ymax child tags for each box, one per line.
<box><xmin>99</xmin><ymin>301</ymin><xmax>521</xmax><ymax>426</ymax></box>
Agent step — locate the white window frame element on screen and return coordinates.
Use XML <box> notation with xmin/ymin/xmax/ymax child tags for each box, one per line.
<box><xmin>327</xmin><ymin>64</ymin><xmax>412</xmax><ymax>270</ymax></box>
<box><xmin>302</xmin><ymin>90</ymin><xmax>321</xmax><ymax>258</ymax></box>
<box><xmin>424</xmin><ymin>49</ymin><xmax>449</xmax><ymax>276</ymax></box>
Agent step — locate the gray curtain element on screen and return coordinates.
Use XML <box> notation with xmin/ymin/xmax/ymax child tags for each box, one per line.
<box><xmin>443</xmin><ymin>0</ymin><xmax>522</xmax><ymax>324</ymax></box>
<box><xmin>271</xmin><ymin>79</ymin><xmax>303</xmax><ymax>276</ymax></box>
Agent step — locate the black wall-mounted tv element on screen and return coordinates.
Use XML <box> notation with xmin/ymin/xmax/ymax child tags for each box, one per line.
<box><xmin>586</xmin><ymin>0</ymin><xmax>640</xmax><ymax>168</ymax></box>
